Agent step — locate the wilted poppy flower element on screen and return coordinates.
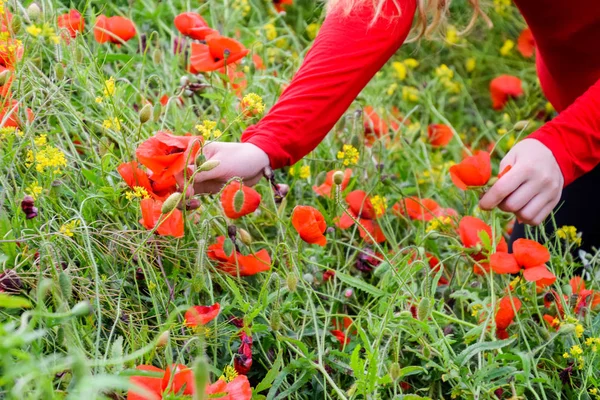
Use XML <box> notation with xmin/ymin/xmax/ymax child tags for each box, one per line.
<box><xmin>291</xmin><ymin>205</ymin><xmax>327</xmax><ymax>246</ymax></box>
<box><xmin>312</xmin><ymin>168</ymin><xmax>352</xmax><ymax>198</ymax></box>
<box><xmin>273</xmin><ymin>0</ymin><xmax>294</xmax><ymax>13</ymax></box>
<box><xmin>0</xmin><ymin>100</ymin><xmax>34</xmax><ymax>128</ymax></box>
<box><xmin>220</xmin><ymin>181</ymin><xmax>261</xmax><ymax>219</ymax></box>
<box><xmin>393</xmin><ymin>197</ymin><xmax>455</xmax><ymax>222</ymax></box>
<box><xmin>449</xmin><ymin>151</ymin><xmax>492</xmax><ymax>190</ymax></box>
<box><xmin>490</xmin><ymin>75</ymin><xmax>524</xmax><ymax>110</ymax></box>
<box><xmin>21</xmin><ymin>195</ymin><xmax>38</xmax><ymax>219</ymax></box>
<box><xmin>57</xmin><ymin>10</ymin><xmax>85</xmax><ymax>39</ymax></box>
<box><xmin>234</xmin><ymin>331</ymin><xmax>253</xmax><ymax>375</ymax></box>
<box><xmin>136</xmin><ymin>131</ymin><xmax>202</xmax><ymax>184</ymax></box>
<box><xmin>189</xmin><ymin>33</ymin><xmax>249</xmax><ymax>72</ymax></box>
<box><xmin>184</xmin><ymin>303</ymin><xmax>220</xmax><ymax>327</ymax></box>
<box><xmin>427</xmin><ymin>124</ymin><xmax>453</xmax><ymax>147</ymax></box>
<box><xmin>207</xmin><ymin>236</ymin><xmax>271</xmax><ymax>276</ymax></box>
<box><xmin>458</xmin><ymin>216</ymin><xmax>508</xmax><ymax>252</ymax></box>
<box><xmin>495</xmin><ymin>295</ymin><xmax>522</xmax><ymax>339</ymax></box>
<box><xmin>94</xmin><ymin>15</ymin><xmax>136</xmax><ymax>44</ymax></box>
<box><xmin>363</xmin><ymin>106</ymin><xmax>388</xmax><ymax>145</ymax></box>
<box><xmin>517</xmin><ymin>28</ymin><xmax>535</xmax><ymax>58</ymax></box>
<box><xmin>174</xmin><ymin>12</ymin><xmax>217</xmax><ymax>41</ymax></box>
<box><xmin>139</xmin><ymin>198</ymin><xmax>184</xmax><ymax>238</ymax></box>
<box><xmin>118</xmin><ymin>161</ymin><xmax>176</xmax><ymax>200</ymax></box>
<box><xmin>512</xmin><ymin>238</ymin><xmax>550</xmax><ymax>268</ymax></box>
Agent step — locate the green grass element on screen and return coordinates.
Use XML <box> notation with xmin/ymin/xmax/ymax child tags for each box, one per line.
<box><xmin>0</xmin><ymin>0</ymin><xmax>599</xmax><ymax>399</ymax></box>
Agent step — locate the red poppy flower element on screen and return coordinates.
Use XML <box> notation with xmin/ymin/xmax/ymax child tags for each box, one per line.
<box><xmin>490</xmin><ymin>75</ymin><xmax>524</xmax><ymax>110</ymax></box>
<box><xmin>449</xmin><ymin>151</ymin><xmax>492</xmax><ymax>190</ymax></box>
<box><xmin>512</xmin><ymin>238</ymin><xmax>550</xmax><ymax>268</ymax></box>
<box><xmin>0</xmin><ymin>99</ymin><xmax>33</xmax><ymax>128</ymax></box>
<box><xmin>118</xmin><ymin>161</ymin><xmax>176</xmax><ymax>201</ymax></box>
<box><xmin>205</xmin><ymin>375</ymin><xmax>252</xmax><ymax>400</ymax></box>
<box><xmin>490</xmin><ymin>252</ymin><xmax>520</xmax><ymax>274</ymax></box>
<box><xmin>291</xmin><ymin>206</ymin><xmax>327</xmax><ymax>246</ymax></box>
<box><xmin>356</xmin><ymin>218</ymin><xmax>387</xmax><ymax>243</ymax></box>
<box><xmin>57</xmin><ymin>10</ymin><xmax>85</xmax><ymax>39</ymax></box>
<box><xmin>363</xmin><ymin>106</ymin><xmax>389</xmax><ymax>144</ymax></box>
<box><xmin>542</xmin><ymin>314</ymin><xmax>560</xmax><ymax>330</ymax></box>
<box><xmin>345</xmin><ymin>190</ymin><xmax>377</xmax><ymax>219</ymax></box>
<box><xmin>273</xmin><ymin>0</ymin><xmax>294</xmax><ymax>13</ymax></box>
<box><xmin>220</xmin><ymin>181</ymin><xmax>261</xmax><ymax>219</ymax></box>
<box><xmin>331</xmin><ymin>330</ymin><xmax>350</xmax><ymax>349</ymax></box>
<box><xmin>218</xmin><ymin>64</ymin><xmax>247</xmax><ymax>96</ymax></box>
<box><xmin>139</xmin><ymin>198</ymin><xmax>184</xmax><ymax>238</ymax></box>
<box><xmin>174</xmin><ymin>12</ymin><xmax>217</xmax><ymax>41</ymax></box>
<box><xmin>393</xmin><ymin>197</ymin><xmax>445</xmax><ymax>222</ymax></box>
<box><xmin>128</xmin><ymin>365</ymin><xmax>164</xmax><ymax>400</ymax></box>
<box><xmin>162</xmin><ymin>364</ymin><xmax>195</xmax><ymax>396</ymax></box>
<box><xmin>0</xmin><ymin>10</ymin><xmax>12</xmax><ymax>33</ymax></box>
<box><xmin>495</xmin><ymin>295</ymin><xmax>522</xmax><ymax>338</ymax></box>
<box><xmin>207</xmin><ymin>236</ymin><xmax>271</xmax><ymax>276</ymax></box>
<box><xmin>189</xmin><ymin>34</ymin><xmax>249</xmax><ymax>72</ymax></box>
<box><xmin>427</xmin><ymin>124</ymin><xmax>453</xmax><ymax>147</ymax></box>
<box><xmin>0</xmin><ymin>36</ymin><xmax>23</xmax><ymax>68</ymax></box>
<box><xmin>94</xmin><ymin>15</ymin><xmax>136</xmax><ymax>44</ymax></box>
<box><xmin>184</xmin><ymin>303</ymin><xmax>220</xmax><ymax>327</ymax></box>
<box><xmin>522</xmin><ymin>265</ymin><xmax>556</xmax><ymax>286</ymax></box>
<box><xmin>312</xmin><ymin>168</ymin><xmax>352</xmax><ymax>198</ymax></box>
<box><xmin>458</xmin><ymin>216</ymin><xmax>508</xmax><ymax>252</ymax></box>
<box><xmin>136</xmin><ymin>131</ymin><xmax>202</xmax><ymax>184</ymax></box>
<box><xmin>252</xmin><ymin>54</ymin><xmax>265</xmax><ymax>70</ymax></box>
<box><xmin>517</xmin><ymin>28</ymin><xmax>535</xmax><ymax>58</ymax></box>
<box><xmin>336</xmin><ymin>191</ymin><xmax>386</xmax><ymax>243</ymax></box>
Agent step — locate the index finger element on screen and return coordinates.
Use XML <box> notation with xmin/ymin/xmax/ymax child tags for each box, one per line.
<box><xmin>479</xmin><ymin>165</ymin><xmax>526</xmax><ymax>210</ymax></box>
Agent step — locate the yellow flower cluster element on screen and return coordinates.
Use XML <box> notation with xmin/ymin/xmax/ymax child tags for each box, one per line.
<box><xmin>232</xmin><ymin>0</ymin><xmax>250</xmax><ymax>16</ymax></box>
<box><xmin>263</xmin><ymin>23</ymin><xmax>277</xmax><ymax>41</ymax></box>
<box><xmin>470</xmin><ymin>303</ymin><xmax>483</xmax><ymax>317</ymax></box>
<box><xmin>26</xmin><ymin>137</ymin><xmax>68</xmax><ymax>174</ymax></box>
<box><xmin>102</xmin><ymin>117</ymin><xmax>122</xmax><ymax>131</ymax></box>
<box><xmin>60</xmin><ymin>220</ymin><xmax>80</xmax><ymax>237</ymax></box>
<box><xmin>500</xmin><ymin>39</ymin><xmax>515</xmax><ymax>56</ymax></box>
<box><xmin>96</xmin><ymin>77</ymin><xmax>116</xmax><ymax>104</ymax></box>
<box><xmin>125</xmin><ymin>186</ymin><xmax>151</xmax><ymax>201</ymax></box>
<box><xmin>242</xmin><ymin>93</ymin><xmax>266</xmax><ymax>115</ymax></box>
<box><xmin>371</xmin><ymin>195</ymin><xmax>387</xmax><ymax>217</ymax></box>
<box><xmin>0</xmin><ymin>126</ymin><xmax>21</xmax><ymax>140</ymax></box>
<box><xmin>585</xmin><ymin>337</ymin><xmax>600</xmax><ymax>352</ymax></box>
<box><xmin>306</xmin><ymin>23</ymin><xmax>320</xmax><ymax>40</ymax></box>
<box><xmin>589</xmin><ymin>388</ymin><xmax>600</xmax><ymax>400</ymax></box>
<box><xmin>563</xmin><ymin>344</ymin><xmax>585</xmax><ymax>369</ymax></box>
<box><xmin>556</xmin><ymin>225</ymin><xmax>582</xmax><ymax>247</ymax></box>
<box><xmin>337</xmin><ymin>144</ymin><xmax>359</xmax><ymax>166</ymax></box>
<box><xmin>465</xmin><ymin>58</ymin><xmax>476</xmax><ymax>73</ymax></box>
<box><xmin>26</xmin><ymin>183</ymin><xmax>43</xmax><ymax>200</ymax></box>
<box><xmin>445</xmin><ymin>26</ymin><xmax>460</xmax><ymax>45</ymax></box>
<box><xmin>219</xmin><ymin>365</ymin><xmax>239</xmax><ymax>383</ymax></box>
<box><xmin>435</xmin><ymin>64</ymin><xmax>461</xmax><ymax>94</ymax></box>
<box><xmin>426</xmin><ymin>216</ymin><xmax>453</xmax><ymax>233</ymax></box>
<box><xmin>196</xmin><ymin>120</ymin><xmax>223</xmax><ymax>140</ymax></box>
<box><xmin>26</xmin><ymin>23</ymin><xmax>60</xmax><ymax>44</ymax></box>
<box><xmin>494</xmin><ymin>0</ymin><xmax>512</xmax><ymax>15</ymax></box>
<box><xmin>289</xmin><ymin>164</ymin><xmax>311</xmax><ymax>179</ymax></box>
<box><xmin>402</xmin><ymin>86</ymin><xmax>419</xmax><ymax>102</ymax></box>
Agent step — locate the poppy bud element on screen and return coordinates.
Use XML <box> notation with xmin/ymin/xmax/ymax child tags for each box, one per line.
<box><xmin>0</xmin><ymin>69</ymin><xmax>11</xmax><ymax>86</ymax></box>
<box><xmin>71</xmin><ymin>301</ymin><xmax>92</xmax><ymax>316</ymax></box>
<box><xmin>332</xmin><ymin>170</ymin><xmax>345</xmax><ymax>186</ymax></box>
<box><xmin>180</xmin><ymin>76</ymin><xmax>190</xmax><ymax>87</ymax></box>
<box><xmin>152</xmin><ymin>48</ymin><xmax>162</xmax><ymax>64</ymax></box>
<box><xmin>389</xmin><ymin>362</ymin><xmax>401</xmax><ymax>381</ymax></box>
<box><xmin>156</xmin><ymin>330</ymin><xmax>170</xmax><ymax>347</ymax></box>
<box><xmin>11</xmin><ymin>15</ymin><xmax>21</xmax><ymax>35</ymax></box>
<box><xmin>184</xmin><ymin>89</ymin><xmax>193</xmax><ymax>98</ymax></box>
<box><xmin>27</xmin><ymin>3</ymin><xmax>42</xmax><ymax>20</ymax></box>
<box><xmin>286</xmin><ymin>274</ymin><xmax>297</xmax><ymax>292</ymax></box>
<box><xmin>161</xmin><ymin>192</ymin><xmax>182</xmax><ymax>214</ymax></box>
<box><xmin>233</xmin><ymin>189</ymin><xmax>245</xmax><ymax>214</ymax></box>
<box><xmin>303</xmin><ymin>273</ymin><xmax>314</xmax><ymax>284</ymax></box>
<box><xmin>513</xmin><ymin>120</ymin><xmax>529</xmax><ymax>131</ymax></box>
<box><xmin>417</xmin><ymin>297</ymin><xmax>431</xmax><ymax>321</ymax></box>
<box><xmin>238</xmin><ymin>228</ymin><xmax>252</xmax><ymax>245</ymax></box>
<box><xmin>270</xmin><ymin>310</ymin><xmax>281</xmax><ymax>331</ymax></box>
<box><xmin>0</xmin><ymin>269</ymin><xmax>22</xmax><ymax>293</ymax></box>
<box><xmin>185</xmin><ymin>198</ymin><xmax>201</xmax><ymax>210</ymax></box>
<box><xmin>198</xmin><ymin>159</ymin><xmax>220</xmax><ymax>172</ymax></box>
<box><xmin>139</xmin><ymin>103</ymin><xmax>152</xmax><ymax>124</ymax></box>
<box><xmin>54</xmin><ymin>63</ymin><xmax>64</xmax><ymax>81</ymax></box>
<box><xmin>58</xmin><ymin>271</ymin><xmax>72</xmax><ymax>301</ymax></box>
<box><xmin>344</xmin><ymin>288</ymin><xmax>353</xmax><ymax>298</ymax></box>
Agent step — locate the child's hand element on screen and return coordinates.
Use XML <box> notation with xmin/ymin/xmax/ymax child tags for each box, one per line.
<box><xmin>175</xmin><ymin>142</ymin><xmax>270</xmax><ymax>195</ymax></box>
<box><xmin>479</xmin><ymin>139</ymin><xmax>564</xmax><ymax>225</ymax></box>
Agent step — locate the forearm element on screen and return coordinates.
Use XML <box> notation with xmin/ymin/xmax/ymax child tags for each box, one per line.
<box><xmin>529</xmin><ymin>77</ymin><xmax>600</xmax><ymax>186</ymax></box>
<box><xmin>241</xmin><ymin>0</ymin><xmax>416</xmax><ymax>169</ymax></box>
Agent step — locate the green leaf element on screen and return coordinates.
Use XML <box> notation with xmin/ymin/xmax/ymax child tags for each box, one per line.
<box><xmin>335</xmin><ymin>272</ymin><xmax>386</xmax><ymax>298</ymax></box>
<box><xmin>456</xmin><ymin>337</ymin><xmax>517</xmax><ymax>366</ymax></box>
<box><xmin>255</xmin><ymin>351</ymin><xmax>283</xmax><ymax>393</ymax></box>
<box><xmin>478</xmin><ymin>230</ymin><xmax>491</xmax><ymax>250</ymax></box>
<box><xmin>0</xmin><ymin>293</ymin><xmax>31</xmax><ymax>308</ymax></box>
<box><xmin>397</xmin><ymin>366</ymin><xmax>427</xmax><ymax>379</ymax></box>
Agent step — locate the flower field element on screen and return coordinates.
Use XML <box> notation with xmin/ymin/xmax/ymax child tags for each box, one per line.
<box><xmin>1</xmin><ymin>0</ymin><xmax>600</xmax><ymax>399</ymax></box>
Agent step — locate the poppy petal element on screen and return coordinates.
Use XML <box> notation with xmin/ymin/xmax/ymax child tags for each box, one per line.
<box><xmin>291</xmin><ymin>206</ymin><xmax>327</xmax><ymax>246</ymax></box>
<box><xmin>512</xmin><ymin>238</ymin><xmax>550</xmax><ymax>268</ymax></box>
<box><xmin>184</xmin><ymin>303</ymin><xmax>220</xmax><ymax>327</ymax></box>
<box><xmin>128</xmin><ymin>365</ymin><xmax>164</xmax><ymax>400</ymax></box>
<box><xmin>522</xmin><ymin>265</ymin><xmax>556</xmax><ymax>286</ymax></box>
<box><xmin>490</xmin><ymin>252</ymin><xmax>521</xmax><ymax>274</ymax></box>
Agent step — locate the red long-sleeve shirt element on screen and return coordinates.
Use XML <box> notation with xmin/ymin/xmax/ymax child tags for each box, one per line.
<box><xmin>241</xmin><ymin>0</ymin><xmax>600</xmax><ymax>187</ymax></box>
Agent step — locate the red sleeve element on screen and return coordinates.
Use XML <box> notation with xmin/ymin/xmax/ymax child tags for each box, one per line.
<box><xmin>241</xmin><ymin>0</ymin><xmax>416</xmax><ymax>169</ymax></box>
<box><xmin>529</xmin><ymin>78</ymin><xmax>600</xmax><ymax>187</ymax></box>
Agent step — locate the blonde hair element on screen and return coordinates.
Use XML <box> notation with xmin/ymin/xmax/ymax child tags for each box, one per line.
<box><xmin>326</xmin><ymin>0</ymin><xmax>492</xmax><ymax>41</ymax></box>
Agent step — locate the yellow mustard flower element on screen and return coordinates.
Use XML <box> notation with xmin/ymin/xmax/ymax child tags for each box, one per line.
<box><xmin>337</xmin><ymin>144</ymin><xmax>360</xmax><ymax>166</ymax></box>
<box><xmin>500</xmin><ymin>39</ymin><xmax>515</xmax><ymax>56</ymax></box>
<box><xmin>60</xmin><ymin>220</ymin><xmax>80</xmax><ymax>237</ymax></box>
<box><xmin>371</xmin><ymin>195</ymin><xmax>387</xmax><ymax>217</ymax></box>
<box><xmin>556</xmin><ymin>225</ymin><xmax>582</xmax><ymax>247</ymax></box>
<box><xmin>242</xmin><ymin>93</ymin><xmax>266</xmax><ymax>115</ymax></box>
<box><xmin>465</xmin><ymin>57</ymin><xmax>476</xmax><ymax>73</ymax></box>
<box><xmin>306</xmin><ymin>23</ymin><xmax>320</xmax><ymax>40</ymax></box>
<box><xmin>392</xmin><ymin>61</ymin><xmax>407</xmax><ymax>81</ymax></box>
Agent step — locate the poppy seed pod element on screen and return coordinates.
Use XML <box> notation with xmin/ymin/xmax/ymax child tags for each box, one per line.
<box><xmin>332</xmin><ymin>170</ymin><xmax>345</xmax><ymax>186</ymax></box>
<box><xmin>139</xmin><ymin>104</ymin><xmax>152</xmax><ymax>124</ymax></box>
<box><xmin>54</xmin><ymin>63</ymin><xmax>65</xmax><ymax>81</ymax></box>
<box><xmin>389</xmin><ymin>362</ymin><xmax>401</xmax><ymax>381</ymax></box>
<box><xmin>161</xmin><ymin>192</ymin><xmax>183</xmax><ymax>214</ymax></box>
<box><xmin>417</xmin><ymin>297</ymin><xmax>431</xmax><ymax>321</ymax></box>
<box><xmin>286</xmin><ymin>274</ymin><xmax>297</xmax><ymax>292</ymax></box>
<box><xmin>152</xmin><ymin>48</ymin><xmax>162</xmax><ymax>64</ymax></box>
